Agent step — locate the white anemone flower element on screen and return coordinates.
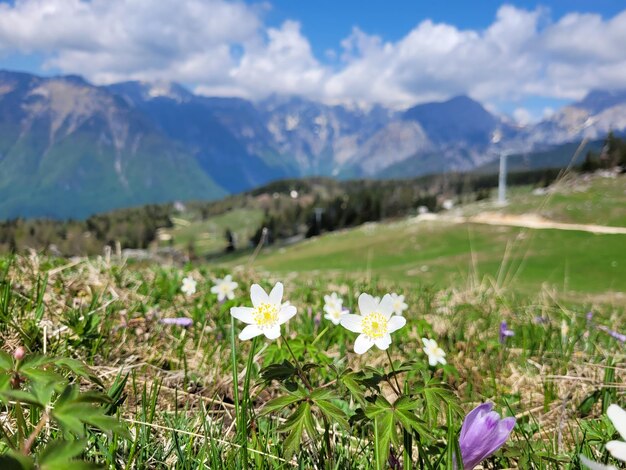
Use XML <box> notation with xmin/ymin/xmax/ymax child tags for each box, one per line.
<box><xmin>230</xmin><ymin>282</ymin><xmax>297</xmax><ymax>341</ymax></box>
<box><xmin>340</xmin><ymin>293</ymin><xmax>406</xmax><ymax>354</ymax></box>
<box><xmin>324</xmin><ymin>292</ymin><xmax>345</xmax><ymax>325</ymax></box>
<box><xmin>390</xmin><ymin>293</ymin><xmax>408</xmax><ymax>316</ymax></box>
<box><xmin>581</xmin><ymin>404</ymin><xmax>626</xmax><ymax>470</ymax></box>
<box><xmin>422</xmin><ymin>338</ymin><xmax>446</xmax><ymax>366</ymax></box>
<box><xmin>181</xmin><ymin>276</ymin><xmax>197</xmax><ymax>296</ymax></box>
<box><xmin>211</xmin><ymin>274</ymin><xmax>238</xmax><ymax>301</ymax></box>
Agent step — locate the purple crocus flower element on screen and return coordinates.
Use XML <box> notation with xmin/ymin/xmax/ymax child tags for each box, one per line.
<box><xmin>459</xmin><ymin>403</ymin><xmax>516</xmax><ymax>469</ymax></box>
<box><xmin>160</xmin><ymin>317</ymin><xmax>193</xmax><ymax>327</ymax></box>
<box><xmin>499</xmin><ymin>321</ymin><xmax>514</xmax><ymax>344</ymax></box>
<box><xmin>597</xmin><ymin>325</ymin><xmax>626</xmax><ymax>342</ymax></box>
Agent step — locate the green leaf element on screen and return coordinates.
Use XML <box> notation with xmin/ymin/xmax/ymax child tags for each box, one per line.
<box><xmin>0</xmin><ymin>372</ymin><xmax>12</xmax><ymax>392</ymax></box>
<box><xmin>340</xmin><ymin>371</ymin><xmax>365</xmax><ymax>405</ymax></box>
<box><xmin>18</xmin><ymin>355</ymin><xmax>54</xmax><ymax>371</ymax></box>
<box><xmin>315</xmin><ymin>399</ymin><xmax>349</xmax><ymax>430</ymax></box>
<box><xmin>279</xmin><ymin>402</ymin><xmax>316</xmax><ymax>459</ymax></box>
<box><xmin>578</xmin><ymin>390</ymin><xmax>601</xmax><ymax>417</ymax></box>
<box><xmin>51</xmin><ymin>410</ymin><xmax>86</xmax><ymax>437</ymax></box>
<box><xmin>39</xmin><ymin>439</ymin><xmax>86</xmax><ymax>467</ymax></box>
<box><xmin>0</xmin><ymin>351</ymin><xmax>12</xmax><ymax>372</ymax></box>
<box><xmin>82</xmin><ymin>414</ymin><xmax>130</xmax><ymax>438</ymax></box>
<box><xmin>0</xmin><ymin>451</ymin><xmax>35</xmax><ymax>470</ymax></box>
<box><xmin>260</xmin><ymin>390</ymin><xmax>305</xmax><ymax>415</ymax></box>
<box><xmin>104</xmin><ymin>373</ymin><xmax>128</xmax><ymax>415</ymax></box>
<box><xmin>54</xmin><ymin>358</ymin><xmax>103</xmax><ymax>388</ymax></box>
<box><xmin>259</xmin><ymin>360</ymin><xmax>297</xmax><ymax>384</ymax></box>
<box><xmin>374</xmin><ymin>412</ymin><xmax>394</xmax><ymax>470</ymax></box>
<box><xmin>393</xmin><ymin>396</ymin><xmax>424</xmax><ymax>434</ymax></box>
<box><xmin>19</xmin><ymin>367</ymin><xmax>66</xmax><ymax>386</ymax></box>
<box><xmin>0</xmin><ymin>389</ymin><xmax>45</xmax><ymax>407</ymax></box>
<box><xmin>35</xmin><ymin>381</ymin><xmax>61</xmax><ymax>407</ymax></box>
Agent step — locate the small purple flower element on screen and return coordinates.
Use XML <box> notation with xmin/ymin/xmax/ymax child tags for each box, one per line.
<box><xmin>459</xmin><ymin>403</ymin><xmax>516</xmax><ymax>469</ymax></box>
<box><xmin>597</xmin><ymin>325</ymin><xmax>626</xmax><ymax>342</ymax></box>
<box><xmin>160</xmin><ymin>317</ymin><xmax>193</xmax><ymax>327</ymax></box>
<box><xmin>499</xmin><ymin>321</ymin><xmax>514</xmax><ymax>344</ymax></box>
<box><xmin>586</xmin><ymin>311</ymin><xmax>594</xmax><ymax>322</ymax></box>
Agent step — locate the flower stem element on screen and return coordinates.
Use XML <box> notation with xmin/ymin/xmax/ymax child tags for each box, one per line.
<box><xmin>22</xmin><ymin>412</ymin><xmax>48</xmax><ymax>455</ymax></box>
<box><xmin>281</xmin><ymin>334</ymin><xmax>333</xmax><ymax>466</ymax></box>
<box><xmin>229</xmin><ymin>315</ymin><xmax>242</xmax><ymax>468</ymax></box>
<box><xmin>311</xmin><ymin>325</ymin><xmax>329</xmax><ymax>346</ymax></box>
<box><xmin>281</xmin><ymin>334</ymin><xmax>312</xmax><ymax>391</ymax></box>
<box><xmin>240</xmin><ymin>336</ymin><xmax>258</xmax><ymax>467</ymax></box>
<box><xmin>385</xmin><ymin>349</ymin><xmax>402</xmax><ymax>396</ymax></box>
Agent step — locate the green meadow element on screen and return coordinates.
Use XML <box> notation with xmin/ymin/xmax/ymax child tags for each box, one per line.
<box><xmin>0</xmin><ymin>174</ymin><xmax>624</xmax><ymax>469</ymax></box>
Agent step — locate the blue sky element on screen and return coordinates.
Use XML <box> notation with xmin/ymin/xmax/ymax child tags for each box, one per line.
<box><xmin>264</xmin><ymin>0</ymin><xmax>625</xmax><ymax>60</ymax></box>
<box><xmin>0</xmin><ymin>0</ymin><xmax>625</xmax><ymax>122</ymax></box>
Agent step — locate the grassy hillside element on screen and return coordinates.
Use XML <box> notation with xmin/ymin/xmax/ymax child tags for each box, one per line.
<box><xmin>227</xmin><ymin>218</ymin><xmax>625</xmax><ymax>299</ymax></box>
<box><xmin>163</xmin><ymin>207</ymin><xmax>266</xmax><ymax>255</ymax></box>
<box><xmin>465</xmin><ymin>174</ymin><xmax>626</xmax><ymax>227</ymax></box>
<box><xmin>222</xmin><ymin>174</ymin><xmax>626</xmax><ymax>301</ymax></box>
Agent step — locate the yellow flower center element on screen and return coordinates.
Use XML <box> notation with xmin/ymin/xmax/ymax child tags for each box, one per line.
<box><xmin>253</xmin><ymin>303</ymin><xmax>279</xmax><ymax>327</ymax></box>
<box><xmin>361</xmin><ymin>312</ymin><xmax>388</xmax><ymax>339</ymax></box>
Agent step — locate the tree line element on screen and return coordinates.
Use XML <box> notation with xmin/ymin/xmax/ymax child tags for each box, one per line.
<box><xmin>2</xmin><ymin>132</ymin><xmax>624</xmax><ymax>257</ymax></box>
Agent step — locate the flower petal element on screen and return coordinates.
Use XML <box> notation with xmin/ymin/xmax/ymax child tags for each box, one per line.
<box><xmin>340</xmin><ymin>314</ymin><xmax>364</xmax><ymax>333</ymax></box>
<box><xmin>269</xmin><ymin>282</ymin><xmax>284</xmax><ymax>306</ymax></box>
<box><xmin>210</xmin><ymin>286</ymin><xmax>219</xmax><ymax>294</ymax></box>
<box><xmin>378</xmin><ymin>294</ymin><xmax>394</xmax><ymax>318</ymax></box>
<box><xmin>388</xmin><ymin>315</ymin><xmax>406</xmax><ymax>333</ymax></box>
<box><xmin>160</xmin><ymin>317</ymin><xmax>193</xmax><ymax>327</ymax></box>
<box><xmin>608</xmin><ymin>405</ymin><xmax>626</xmax><ymax>442</ymax></box>
<box><xmin>460</xmin><ymin>403</ymin><xmax>494</xmax><ymax>442</ymax></box>
<box><xmin>250</xmin><ymin>284</ymin><xmax>269</xmax><ymax>307</ymax></box>
<box><xmin>278</xmin><ymin>305</ymin><xmax>297</xmax><ymax>324</ymax></box>
<box><xmin>264</xmin><ymin>324</ymin><xmax>281</xmax><ymax>340</ymax></box>
<box><xmin>607</xmin><ymin>440</ymin><xmax>626</xmax><ymax>462</ymax></box>
<box><xmin>354</xmin><ymin>334</ymin><xmax>374</xmax><ymax>354</ymax></box>
<box><xmin>374</xmin><ymin>334</ymin><xmax>392</xmax><ymax>350</ymax></box>
<box><xmin>239</xmin><ymin>324</ymin><xmax>263</xmax><ymax>340</ymax></box>
<box><xmin>358</xmin><ymin>293</ymin><xmax>377</xmax><ymax>315</ymax></box>
<box><xmin>579</xmin><ymin>455</ymin><xmax>617</xmax><ymax>470</ymax></box>
<box><xmin>230</xmin><ymin>307</ymin><xmax>256</xmax><ymax>324</ymax></box>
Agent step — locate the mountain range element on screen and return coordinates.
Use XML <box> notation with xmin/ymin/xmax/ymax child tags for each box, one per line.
<box><xmin>0</xmin><ymin>69</ymin><xmax>624</xmax><ymax>219</ymax></box>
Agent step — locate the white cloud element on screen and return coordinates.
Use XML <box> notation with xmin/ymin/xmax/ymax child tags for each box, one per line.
<box><xmin>0</xmin><ymin>1</ymin><xmax>625</xmax><ymax>110</ymax></box>
<box><xmin>513</xmin><ymin>107</ymin><xmax>533</xmax><ymax>125</ymax></box>
<box><xmin>0</xmin><ymin>0</ymin><xmax>260</xmax><ymax>84</ymax></box>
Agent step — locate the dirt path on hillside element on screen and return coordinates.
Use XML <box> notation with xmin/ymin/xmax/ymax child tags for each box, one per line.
<box><xmin>439</xmin><ymin>212</ymin><xmax>626</xmax><ymax>235</ymax></box>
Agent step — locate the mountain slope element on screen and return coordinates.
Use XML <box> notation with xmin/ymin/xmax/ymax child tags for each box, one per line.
<box><xmin>0</xmin><ymin>72</ymin><xmax>225</xmax><ymax>219</ymax></box>
<box><xmin>2</xmin><ymin>70</ymin><xmax>626</xmax><ymax>219</ymax></box>
<box><xmin>403</xmin><ymin>95</ymin><xmax>501</xmax><ymax>145</ymax></box>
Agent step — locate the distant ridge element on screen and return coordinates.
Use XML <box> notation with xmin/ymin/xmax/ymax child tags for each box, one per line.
<box><xmin>1</xmin><ymin>69</ymin><xmax>625</xmax><ymax>219</ymax></box>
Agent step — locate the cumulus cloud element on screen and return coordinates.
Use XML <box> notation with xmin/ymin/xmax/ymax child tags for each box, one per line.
<box><xmin>0</xmin><ymin>1</ymin><xmax>624</xmax><ymax>111</ymax></box>
<box><xmin>0</xmin><ymin>0</ymin><xmax>260</xmax><ymax>84</ymax></box>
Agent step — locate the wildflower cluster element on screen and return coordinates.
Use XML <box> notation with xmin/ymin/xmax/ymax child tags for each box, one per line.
<box><xmin>227</xmin><ymin>279</ymin><xmax>517</xmax><ymax>468</ymax></box>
